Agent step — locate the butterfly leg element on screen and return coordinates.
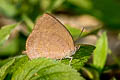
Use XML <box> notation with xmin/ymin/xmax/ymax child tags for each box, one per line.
<box><xmin>68</xmin><ymin>57</ymin><xmax>73</xmax><ymax>66</ymax></box>
<box><xmin>65</xmin><ymin>56</ymin><xmax>73</xmax><ymax>66</ymax></box>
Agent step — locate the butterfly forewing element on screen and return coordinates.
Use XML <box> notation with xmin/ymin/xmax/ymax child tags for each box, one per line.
<box><xmin>26</xmin><ymin>14</ymin><xmax>75</xmax><ymax>59</ymax></box>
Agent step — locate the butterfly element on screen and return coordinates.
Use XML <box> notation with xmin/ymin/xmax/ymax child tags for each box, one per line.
<box><xmin>25</xmin><ymin>13</ymin><xmax>79</xmax><ymax>60</ymax></box>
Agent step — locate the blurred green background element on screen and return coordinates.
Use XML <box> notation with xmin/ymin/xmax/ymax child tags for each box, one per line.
<box><xmin>0</xmin><ymin>0</ymin><xmax>120</xmax><ymax>29</ymax></box>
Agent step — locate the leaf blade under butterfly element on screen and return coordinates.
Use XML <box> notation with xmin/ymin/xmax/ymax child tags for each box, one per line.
<box><xmin>12</xmin><ymin>58</ymin><xmax>84</xmax><ymax>80</ymax></box>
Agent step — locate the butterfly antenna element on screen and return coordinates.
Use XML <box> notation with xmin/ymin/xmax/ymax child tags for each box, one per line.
<box><xmin>75</xmin><ymin>27</ymin><xmax>84</xmax><ymax>44</ymax></box>
<box><xmin>79</xmin><ymin>27</ymin><xmax>84</xmax><ymax>38</ymax></box>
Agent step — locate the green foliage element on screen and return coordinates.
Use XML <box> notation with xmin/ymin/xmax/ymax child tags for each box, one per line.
<box><xmin>0</xmin><ymin>55</ymin><xmax>85</xmax><ymax>80</ymax></box>
<box><xmin>93</xmin><ymin>32</ymin><xmax>108</xmax><ymax>70</ymax></box>
<box><xmin>0</xmin><ymin>59</ymin><xmax>15</xmax><ymax>80</ymax></box>
<box><xmin>0</xmin><ymin>24</ymin><xmax>18</xmax><ymax>45</ymax></box>
<box><xmin>61</xmin><ymin>44</ymin><xmax>95</xmax><ymax>70</ymax></box>
<box><xmin>9</xmin><ymin>55</ymin><xmax>29</xmax><ymax>74</ymax></box>
<box><xmin>0</xmin><ymin>55</ymin><xmax>29</xmax><ymax>80</ymax></box>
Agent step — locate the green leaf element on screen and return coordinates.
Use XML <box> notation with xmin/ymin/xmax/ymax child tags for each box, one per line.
<box><xmin>0</xmin><ymin>24</ymin><xmax>17</xmax><ymax>45</ymax></box>
<box><xmin>0</xmin><ymin>59</ymin><xmax>15</xmax><ymax>80</ymax></box>
<box><xmin>12</xmin><ymin>58</ymin><xmax>84</xmax><ymax>80</ymax></box>
<box><xmin>61</xmin><ymin>44</ymin><xmax>95</xmax><ymax>70</ymax></box>
<box><xmin>9</xmin><ymin>55</ymin><xmax>29</xmax><ymax>74</ymax></box>
<box><xmin>93</xmin><ymin>32</ymin><xmax>108</xmax><ymax>70</ymax></box>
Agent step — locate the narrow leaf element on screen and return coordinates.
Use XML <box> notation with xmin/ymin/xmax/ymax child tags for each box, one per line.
<box><xmin>40</xmin><ymin>0</ymin><xmax>65</xmax><ymax>12</ymax></box>
<box><xmin>93</xmin><ymin>32</ymin><xmax>108</xmax><ymax>70</ymax></box>
<box><xmin>0</xmin><ymin>24</ymin><xmax>17</xmax><ymax>45</ymax></box>
<box><xmin>81</xmin><ymin>67</ymin><xmax>100</xmax><ymax>80</ymax></box>
<box><xmin>22</xmin><ymin>14</ymin><xmax>34</xmax><ymax>32</ymax></box>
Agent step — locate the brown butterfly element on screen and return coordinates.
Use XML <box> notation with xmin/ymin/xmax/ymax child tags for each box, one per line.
<box><xmin>25</xmin><ymin>13</ymin><xmax>79</xmax><ymax>60</ymax></box>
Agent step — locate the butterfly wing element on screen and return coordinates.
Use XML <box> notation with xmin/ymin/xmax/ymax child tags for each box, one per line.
<box><xmin>26</xmin><ymin>14</ymin><xmax>75</xmax><ymax>59</ymax></box>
